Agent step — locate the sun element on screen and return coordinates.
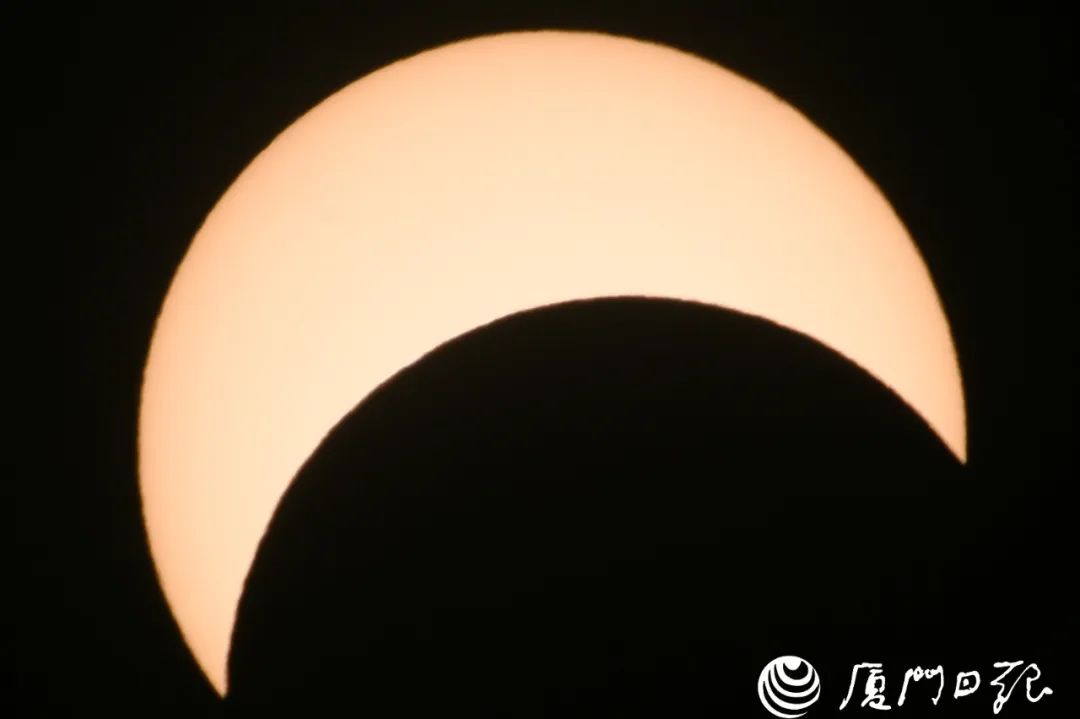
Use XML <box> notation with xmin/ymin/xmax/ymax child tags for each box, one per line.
<box><xmin>138</xmin><ymin>30</ymin><xmax>965</xmax><ymax>694</ymax></box>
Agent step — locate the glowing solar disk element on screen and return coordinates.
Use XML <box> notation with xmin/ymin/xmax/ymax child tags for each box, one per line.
<box><xmin>138</xmin><ymin>31</ymin><xmax>966</xmax><ymax>694</ymax></box>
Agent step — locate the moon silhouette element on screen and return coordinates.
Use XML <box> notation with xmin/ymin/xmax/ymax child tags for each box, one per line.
<box><xmin>138</xmin><ymin>30</ymin><xmax>966</xmax><ymax>694</ymax></box>
<box><xmin>226</xmin><ymin>298</ymin><xmax>964</xmax><ymax>714</ymax></box>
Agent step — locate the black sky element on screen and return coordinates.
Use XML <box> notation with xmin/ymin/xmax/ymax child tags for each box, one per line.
<box><xmin>12</xmin><ymin>3</ymin><xmax>1074</xmax><ymax>716</ymax></box>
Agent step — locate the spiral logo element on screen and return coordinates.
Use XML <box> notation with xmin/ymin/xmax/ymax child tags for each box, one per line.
<box><xmin>757</xmin><ymin>655</ymin><xmax>821</xmax><ymax>718</ymax></box>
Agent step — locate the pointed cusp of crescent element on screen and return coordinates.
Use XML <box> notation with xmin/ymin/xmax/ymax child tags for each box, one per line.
<box><xmin>138</xmin><ymin>31</ymin><xmax>966</xmax><ymax>694</ymax></box>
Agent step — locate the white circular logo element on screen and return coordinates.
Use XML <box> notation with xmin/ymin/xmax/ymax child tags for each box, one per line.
<box><xmin>757</xmin><ymin>655</ymin><xmax>821</xmax><ymax>718</ymax></box>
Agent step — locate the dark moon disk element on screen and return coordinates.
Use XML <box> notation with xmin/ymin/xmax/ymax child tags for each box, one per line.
<box><xmin>227</xmin><ymin>298</ymin><xmax>964</xmax><ymax>716</ymax></box>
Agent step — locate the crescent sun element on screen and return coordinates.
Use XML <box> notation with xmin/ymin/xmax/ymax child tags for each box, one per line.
<box><xmin>138</xmin><ymin>31</ymin><xmax>967</xmax><ymax>695</ymax></box>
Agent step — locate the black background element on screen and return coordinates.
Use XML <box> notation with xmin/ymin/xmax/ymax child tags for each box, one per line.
<box><xmin>12</xmin><ymin>2</ymin><xmax>1074</xmax><ymax>716</ymax></box>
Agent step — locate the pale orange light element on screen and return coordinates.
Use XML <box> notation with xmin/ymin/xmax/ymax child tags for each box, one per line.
<box><xmin>139</xmin><ymin>31</ymin><xmax>966</xmax><ymax>695</ymax></box>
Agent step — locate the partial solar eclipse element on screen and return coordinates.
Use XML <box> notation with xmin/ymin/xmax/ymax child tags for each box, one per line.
<box><xmin>138</xmin><ymin>30</ymin><xmax>966</xmax><ymax>694</ymax></box>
